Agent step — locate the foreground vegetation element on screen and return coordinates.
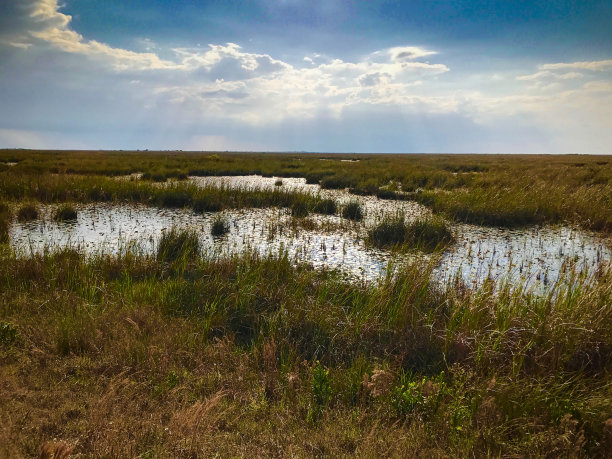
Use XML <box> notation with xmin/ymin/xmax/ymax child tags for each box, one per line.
<box><xmin>1</xmin><ymin>150</ymin><xmax>611</xmax><ymax>231</ymax></box>
<box><xmin>1</xmin><ymin>151</ymin><xmax>611</xmax><ymax>456</ymax></box>
<box><xmin>0</xmin><ymin>242</ymin><xmax>610</xmax><ymax>457</ymax></box>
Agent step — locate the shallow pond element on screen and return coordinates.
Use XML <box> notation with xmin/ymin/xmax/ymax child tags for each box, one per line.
<box><xmin>9</xmin><ymin>198</ymin><xmax>611</xmax><ymax>291</ymax></box>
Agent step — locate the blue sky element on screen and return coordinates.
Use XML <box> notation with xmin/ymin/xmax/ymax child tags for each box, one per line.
<box><xmin>0</xmin><ymin>0</ymin><xmax>611</xmax><ymax>153</ymax></box>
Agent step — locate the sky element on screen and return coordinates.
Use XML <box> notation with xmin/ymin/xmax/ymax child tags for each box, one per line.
<box><xmin>0</xmin><ymin>0</ymin><xmax>611</xmax><ymax>153</ymax></box>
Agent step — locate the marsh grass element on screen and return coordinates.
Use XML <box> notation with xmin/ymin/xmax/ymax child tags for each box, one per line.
<box><xmin>0</xmin><ymin>173</ymin><xmax>339</xmax><ymax>217</ymax></box>
<box><xmin>0</xmin><ymin>248</ymin><xmax>609</xmax><ymax>456</ymax></box>
<box><xmin>17</xmin><ymin>203</ymin><xmax>38</xmax><ymax>222</ymax></box>
<box><xmin>342</xmin><ymin>201</ymin><xmax>363</xmax><ymax>221</ymax></box>
<box><xmin>0</xmin><ymin>149</ymin><xmax>611</xmax><ymax>456</ymax></box>
<box><xmin>211</xmin><ymin>217</ymin><xmax>229</xmax><ymax>237</ymax></box>
<box><xmin>53</xmin><ymin>204</ymin><xmax>77</xmax><ymax>222</ymax></box>
<box><xmin>4</xmin><ymin>150</ymin><xmax>608</xmax><ymax>231</ymax></box>
<box><xmin>0</xmin><ymin>203</ymin><xmax>9</xmax><ymax>243</ymax></box>
<box><xmin>313</xmin><ymin>198</ymin><xmax>337</xmax><ymax>215</ymax></box>
<box><xmin>291</xmin><ymin>200</ymin><xmax>309</xmax><ymax>218</ymax></box>
<box><xmin>156</xmin><ymin>227</ymin><xmax>200</xmax><ymax>262</ymax></box>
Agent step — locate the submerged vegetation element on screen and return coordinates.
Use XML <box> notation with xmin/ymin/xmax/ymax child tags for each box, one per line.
<box><xmin>0</xmin><ymin>150</ymin><xmax>611</xmax><ymax>456</ymax></box>
<box><xmin>0</xmin><ymin>248</ymin><xmax>610</xmax><ymax>456</ymax></box>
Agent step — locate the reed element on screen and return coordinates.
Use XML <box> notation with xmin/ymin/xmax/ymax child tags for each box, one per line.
<box><xmin>0</xmin><ymin>248</ymin><xmax>609</xmax><ymax>456</ymax></box>
<box><xmin>53</xmin><ymin>204</ymin><xmax>77</xmax><ymax>222</ymax></box>
<box><xmin>17</xmin><ymin>203</ymin><xmax>39</xmax><ymax>222</ymax></box>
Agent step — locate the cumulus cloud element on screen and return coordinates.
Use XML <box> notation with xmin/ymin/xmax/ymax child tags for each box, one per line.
<box><xmin>2</xmin><ymin>0</ymin><xmax>611</xmax><ymax>153</ymax></box>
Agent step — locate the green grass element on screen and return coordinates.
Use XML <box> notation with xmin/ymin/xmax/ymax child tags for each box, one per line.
<box><xmin>0</xmin><ymin>150</ymin><xmax>611</xmax><ymax>456</ymax></box>
<box><xmin>0</xmin><ymin>203</ymin><xmax>9</xmax><ymax>243</ymax></box>
<box><xmin>0</xmin><ymin>248</ymin><xmax>609</xmax><ymax>456</ymax></box>
<box><xmin>1</xmin><ymin>149</ymin><xmax>610</xmax><ymax>231</ymax></box>
<box><xmin>367</xmin><ymin>215</ymin><xmax>455</xmax><ymax>252</ymax></box>
<box><xmin>0</xmin><ymin>172</ymin><xmax>340</xmax><ymax>218</ymax></box>
<box><xmin>291</xmin><ymin>200</ymin><xmax>309</xmax><ymax>218</ymax></box>
<box><xmin>53</xmin><ymin>204</ymin><xmax>78</xmax><ymax>222</ymax></box>
<box><xmin>16</xmin><ymin>203</ymin><xmax>39</xmax><ymax>222</ymax></box>
<box><xmin>342</xmin><ymin>201</ymin><xmax>363</xmax><ymax>221</ymax></box>
<box><xmin>211</xmin><ymin>217</ymin><xmax>229</xmax><ymax>237</ymax></box>
<box><xmin>157</xmin><ymin>227</ymin><xmax>200</xmax><ymax>262</ymax></box>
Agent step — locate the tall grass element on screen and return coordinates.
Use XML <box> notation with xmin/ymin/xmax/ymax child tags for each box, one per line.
<box><xmin>0</xmin><ymin>173</ymin><xmax>340</xmax><ymax>217</ymax></box>
<box><xmin>17</xmin><ymin>203</ymin><xmax>38</xmax><ymax>222</ymax></box>
<box><xmin>53</xmin><ymin>204</ymin><xmax>78</xmax><ymax>222</ymax></box>
<box><xmin>156</xmin><ymin>227</ymin><xmax>200</xmax><ymax>262</ymax></box>
<box><xmin>0</xmin><ymin>203</ymin><xmax>9</xmax><ymax>243</ymax></box>
<box><xmin>368</xmin><ymin>215</ymin><xmax>455</xmax><ymax>252</ymax></box>
<box><xmin>0</xmin><ymin>247</ymin><xmax>609</xmax><ymax>456</ymax></box>
<box><xmin>2</xmin><ymin>150</ymin><xmax>609</xmax><ymax>231</ymax></box>
<box><xmin>342</xmin><ymin>201</ymin><xmax>363</xmax><ymax>221</ymax></box>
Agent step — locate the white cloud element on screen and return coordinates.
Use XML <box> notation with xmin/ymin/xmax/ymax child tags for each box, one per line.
<box><xmin>517</xmin><ymin>70</ymin><xmax>583</xmax><ymax>81</ymax></box>
<box><xmin>2</xmin><ymin>0</ymin><xmax>611</xmax><ymax>153</ymax></box>
<box><xmin>539</xmin><ymin>59</ymin><xmax>612</xmax><ymax>71</ymax></box>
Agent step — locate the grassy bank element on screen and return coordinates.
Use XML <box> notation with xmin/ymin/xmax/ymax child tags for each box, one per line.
<box><xmin>0</xmin><ymin>172</ymin><xmax>337</xmax><ymax>216</ymax></box>
<box><xmin>0</xmin><ymin>245</ymin><xmax>610</xmax><ymax>456</ymax></box>
<box><xmin>2</xmin><ymin>150</ymin><xmax>611</xmax><ymax>231</ymax></box>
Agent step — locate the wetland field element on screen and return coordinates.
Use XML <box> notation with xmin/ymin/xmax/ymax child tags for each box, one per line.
<box><xmin>1</xmin><ymin>150</ymin><xmax>611</xmax><ymax>457</ymax></box>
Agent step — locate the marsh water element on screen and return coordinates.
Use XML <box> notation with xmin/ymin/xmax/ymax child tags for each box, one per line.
<box><xmin>9</xmin><ymin>175</ymin><xmax>611</xmax><ymax>290</ymax></box>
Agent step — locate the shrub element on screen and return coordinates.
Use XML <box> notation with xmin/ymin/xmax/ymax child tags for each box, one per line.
<box><xmin>54</xmin><ymin>205</ymin><xmax>78</xmax><ymax>222</ymax></box>
<box><xmin>211</xmin><ymin>217</ymin><xmax>229</xmax><ymax>236</ymax></box>
<box><xmin>157</xmin><ymin>227</ymin><xmax>200</xmax><ymax>262</ymax></box>
<box><xmin>342</xmin><ymin>201</ymin><xmax>363</xmax><ymax>221</ymax></box>
<box><xmin>17</xmin><ymin>204</ymin><xmax>38</xmax><ymax>222</ymax></box>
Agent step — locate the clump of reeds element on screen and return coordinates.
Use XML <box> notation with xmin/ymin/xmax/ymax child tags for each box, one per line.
<box><xmin>157</xmin><ymin>227</ymin><xmax>200</xmax><ymax>262</ymax></box>
<box><xmin>369</xmin><ymin>215</ymin><xmax>454</xmax><ymax>252</ymax></box>
<box><xmin>342</xmin><ymin>201</ymin><xmax>363</xmax><ymax>221</ymax></box>
<box><xmin>313</xmin><ymin>198</ymin><xmax>337</xmax><ymax>215</ymax></box>
<box><xmin>53</xmin><ymin>204</ymin><xmax>78</xmax><ymax>222</ymax></box>
<box><xmin>17</xmin><ymin>204</ymin><xmax>39</xmax><ymax>222</ymax></box>
<box><xmin>274</xmin><ymin>179</ymin><xmax>283</xmax><ymax>187</ymax></box>
<box><xmin>291</xmin><ymin>200</ymin><xmax>309</xmax><ymax>218</ymax></box>
<box><xmin>211</xmin><ymin>217</ymin><xmax>230</xmax><ymax>237</ymax></box>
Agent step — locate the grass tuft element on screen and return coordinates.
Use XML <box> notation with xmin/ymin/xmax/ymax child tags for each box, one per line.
<box><xmin>17</xmin><ymin>204</ymin><xmax>39</xmax><ymax>222</ymax></box>
<box><xmin>369</xmin><ymin>215</ymin><xmax>454</xmax><ymax>252</ymax></box>
<box><xmin>157</xmin><ymin>227</ymin><xmax>200</xmax><ymax>262</ymax></box>
<box><xmin>291</xmin><ymin>200</ymin><xmax>309</xmax><ymax>218</ymax></box>
<box><xmin>313</xmin><ymin>198</ymin><xmax>337</xmax><ymax>215</ymax></box>
<box><xmin>53</xmin><ymin>204</ymin><xmax>77</xmax><ymax>222</ymax></box>
<box><xmin>342</xmin><ymin>201</ymin><xmax>363</xmax><ymax>221</ymax></box>
<box><xmin>211</xmin><ymin>217</ymin><xmax>230</xmax><ymax>237</ymax></box>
